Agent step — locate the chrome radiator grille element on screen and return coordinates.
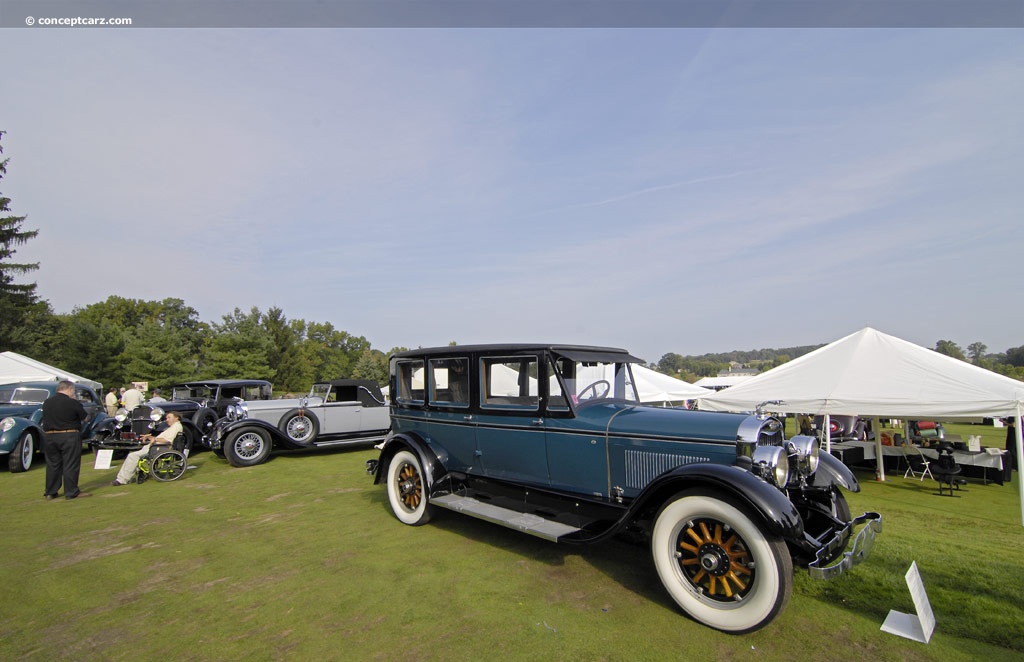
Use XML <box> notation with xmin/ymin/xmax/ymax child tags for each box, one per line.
<box><xmin>624</xmin><ymin>449</ymin><xmax>710</xmax><ymax>490</ymax></box>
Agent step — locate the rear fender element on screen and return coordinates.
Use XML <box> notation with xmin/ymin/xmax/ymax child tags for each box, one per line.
<box><xmin>371</xmin><ymin>432</ymin><xmax>446</xmax><ymax>491</ymax></box>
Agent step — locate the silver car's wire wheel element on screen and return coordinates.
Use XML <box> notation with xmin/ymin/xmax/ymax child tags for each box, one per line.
<box><xmin>286</xmin><ymin>414</ymin><xmax>314</xmax><ymax>442</ymax></box>
<box><xmin>233</xmin><ymin>431</ymin><xmax>265</xmax><ymax>459</ymax></box>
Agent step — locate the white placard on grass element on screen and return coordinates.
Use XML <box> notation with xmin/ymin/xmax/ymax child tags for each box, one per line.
<box><xmin>881</xmin><ymin>561</ymin><xmax>935</xmax><ymax>643</ymax></box>
<box><xmin>93</xmin><ymin>449</ymin><xmax>114</xmax><ymax>470</ymax></box>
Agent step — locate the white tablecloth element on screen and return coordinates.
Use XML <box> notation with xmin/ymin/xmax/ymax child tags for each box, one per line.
<box><xmin>830</xmin><ymin>440</ymin><xmax>1004</xmax><ymax>470</ymax></box>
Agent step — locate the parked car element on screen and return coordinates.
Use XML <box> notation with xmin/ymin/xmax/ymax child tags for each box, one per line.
<box><xmin>0</xmin><ymin>381</ymin><xmax>106</xmax><ymax>472</ymax></box>
<box><xmin>87</xmin><ymin>404</ymin><xmax>205</xmax><ymax>455</ymax></box>
<box><xmin>813</xmin><ymin>414</ymin><xmax>869</xmax><ymax>441</ymax></box>
<box><xmin>206</xmin><ymin>379</ymin><xmax>390</xmax><ymax>467</ymax></box>
<box><xmin>88</xmin><ymin>379</ymin><xmax>272</xmax><ymax>451</ymax></box>
<box><xmin>367</xmin><ymin>344</ymin><xmax>882</xmax><ymax>633</ymax></box>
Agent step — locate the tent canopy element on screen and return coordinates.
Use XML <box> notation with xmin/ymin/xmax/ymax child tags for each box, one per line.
<box><xmin>0</xmin><ymin>351</ymin><xmax>103</xmax><ymax>391</ymax></box>
<box><xmin>632</xmin><ymin>365</ymin><xmax>712</xmax><ymax>403</ymax></box>
<box><xmin>697</xmin><ymin>327</ymin><xmax>1024</xmax><ymax>418</ymax></box>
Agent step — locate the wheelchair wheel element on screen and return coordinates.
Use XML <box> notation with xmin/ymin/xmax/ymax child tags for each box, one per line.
<box><xmin>150</xmin><ymin>449</ymin><xmax>187</xmax><ymax>482</ymax></box>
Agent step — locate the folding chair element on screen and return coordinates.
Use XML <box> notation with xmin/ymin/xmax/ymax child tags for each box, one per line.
<box><xmin>902</xmin><ymin>444</ymin><xmax>933</xmax><ymax>481</ymax></box>
<box><xmin>933</xmin><ymin>443</ymin><xmax>967</xmax><ymax>496</ymax></box>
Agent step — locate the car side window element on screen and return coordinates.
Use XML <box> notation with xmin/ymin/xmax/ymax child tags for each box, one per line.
<box><xmin>480</xmin><ymin>356</ymin><xmax>539</xmax><ymax>411</ymax></box>
<box><xmin>429</xmin><ymin>358</ymin><xmax>470</xmax><ymax>407</ymax></box>
<box><xmin>396</xmin><ymin>360</ymin><xmax>425</xmax><ymax>405</ymax></box>
<box><xmin>547</xmin><ymin>357</ymin><xmax>571</xmax><ymax>412</ymax></box>
<box><xmin>76</xmin><ymin>387</ymin><xmax>98</xmax><ymax>405</ymax></box>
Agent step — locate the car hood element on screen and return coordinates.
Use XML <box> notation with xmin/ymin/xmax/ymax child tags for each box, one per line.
<box><xmin>575</xmin><ymin>402</ymin><xmax>748</xmax><ymax>443</ymax></box>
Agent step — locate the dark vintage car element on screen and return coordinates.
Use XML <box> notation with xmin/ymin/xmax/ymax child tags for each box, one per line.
<box><xmin>367</xmin><ymin>344</ymin><xmax>882</xmax><ymax>633</ymax></box>
<box><xmin>87</xmin><ymin>404</ymin><xmax>205</xmax><ymax>455</ymax></box>
<box><xmin>0</xmin><ymin>381</ymin><xmax>106</xmax><ymax>472</ymax></box>
<box><xmin>88</xmin><ymin>379</ymin><xmax>272</xmax><ymax>454</ymax></box>
<box><xmin>206</xmin><ymin>379</ymin><xmax>390</xmax><ymax>467</ymax></box>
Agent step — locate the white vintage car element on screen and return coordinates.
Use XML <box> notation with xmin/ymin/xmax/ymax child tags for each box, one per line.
<box><xmin>206</xmin><ymin>379</ymin><xmax>390</xmax><ymax>467</ymax></box>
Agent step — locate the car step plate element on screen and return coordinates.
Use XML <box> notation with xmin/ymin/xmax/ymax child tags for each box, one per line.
<box><xmin>432</xmin><ymin>494</ymin><xmax>581</xmax><ymax>542</ymax></box>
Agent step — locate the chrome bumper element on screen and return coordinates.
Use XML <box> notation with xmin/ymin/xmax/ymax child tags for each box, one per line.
<box><xmin>807</xmin><ymin>511</ymin><xmax>883</xmax><ymax>580</ymax></box>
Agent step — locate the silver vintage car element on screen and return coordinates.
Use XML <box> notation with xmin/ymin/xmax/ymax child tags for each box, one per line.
<box><xmin>206</xmin><ymin>379</ymin><xmax>390</xmax><ymax>466</ymax></box>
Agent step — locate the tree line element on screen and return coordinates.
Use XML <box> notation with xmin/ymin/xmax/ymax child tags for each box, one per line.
<box><xmin>4</xmin><ymin>296</ymin><xmax>399</xmax><ymax>393</ymax></box>
<box><xmin>656</xmin><ymin>339</ymin><xmax>1024</xmax><ymax>383</ymax></box>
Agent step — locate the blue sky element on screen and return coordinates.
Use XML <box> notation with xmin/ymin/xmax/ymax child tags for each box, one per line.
<box><xmin>1</xmin><ymin>29</ymin><xmax>1022</xmax><ymax>363</ymax></box>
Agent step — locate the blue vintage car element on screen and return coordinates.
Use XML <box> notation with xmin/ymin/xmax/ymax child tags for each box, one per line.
<box><xmin>367</xmin><ymin>344</ymin><xmax>882</xmax><ymax>633</ymax></box>
<box><xmin>0</xmin><ymin>381</ymin><xmax>107</xmax><ymax>472</ymax></box>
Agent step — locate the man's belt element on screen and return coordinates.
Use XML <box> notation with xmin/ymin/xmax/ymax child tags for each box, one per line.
<box><xmin>45</xmin><ymin>429</ymin><xmax>79</xmax><ymax>434</ymax></box>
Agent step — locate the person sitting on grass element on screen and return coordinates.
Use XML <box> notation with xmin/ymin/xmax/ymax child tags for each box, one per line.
<box><xmin>111</xmin><ymin>411</ymin><xmax>183</xmax><ymax>486</ymax></box>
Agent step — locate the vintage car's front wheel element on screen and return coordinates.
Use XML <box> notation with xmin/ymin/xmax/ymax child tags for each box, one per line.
<box><xmin>387</xmin><ymin>450</ymin><xmax>433</xmax><ymax>525</ymax></box>
<box><xmin>279</xmin><ymin>410</ymin><xmax>319</xmax><ymax>444</ymax></box>
<box><xmin>651</xmin><ymin>491</ymin><xmax>793</xmax><ymax>633</ymax></box>
<box><xmin>223</xmin><ymin>428</ymin><xmax>272</xmax><ymax>467</ymax></box>
<box><xmin>8</xmin><ymin>432</ymin><xmax>34</xmax><ymax>473</ymax></box>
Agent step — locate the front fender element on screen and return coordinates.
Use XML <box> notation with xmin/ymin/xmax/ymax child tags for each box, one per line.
<box><xmin>628</xmin><ymin>463</ymin><xmax>805</xmax><ymax>541</ymax></box>
<box><xmin>0</xmin><ymin>417</ymin><xmax>44</xmax><ymax>453</ymax></box>
<box><xmin>370</xmin><ymin>432</ymin><xmax>447</xmax><ymax>493</ymax></box>
<box><xmin>812</xmin><ymin>451</ymin><xmax>860</xmax><ymax>492</ymax></box>
<box><xmin>208</xmin><ymin>418</ymin><xmax>289</xmax><ymax>451</ymax></box>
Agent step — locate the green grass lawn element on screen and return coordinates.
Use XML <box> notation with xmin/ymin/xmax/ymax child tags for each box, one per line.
<box><xmin>1</xmin><ymin>439</ymin><xmax>1021</xmax><ymax>661</ymax></box>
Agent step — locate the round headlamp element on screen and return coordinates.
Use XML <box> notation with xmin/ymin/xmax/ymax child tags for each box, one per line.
<box><xmin>752</xmin><ymin>444</ymin><xmax>790</xmax><ymax>488</ymax></box>
<box><xmin>114</xmin><ymin>407</ymin><xmax>128</xmax><ymax>422</ymax></box>
<box><xmin>1</xmin><ymin>417</ymin><xmax>14</xmax><ymax>432</ymax></box>
<box><xmin>150</xmin><ymin>407</ymin><xmax>166</xmax><ymax>422</ymax></box>
<box><xmin>788</xmin><ymin>435</ymin><xmax>820</xmax><ymax>476</ymax></box>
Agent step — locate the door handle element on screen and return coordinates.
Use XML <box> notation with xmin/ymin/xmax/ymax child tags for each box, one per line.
<box><xmin>531</xmin><ymin>419</ymin><xmax>544</xmax><ymax>426</ymax></box>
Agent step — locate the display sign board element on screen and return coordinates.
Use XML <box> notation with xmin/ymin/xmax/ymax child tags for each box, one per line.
<box><xmin>93</xmin><ymin>448</ymin><xmax>114</xmax><ymax>471</ymax></box>
<box><xmin>881</xmin><ymin>561</ymin><xmax>935</xmax><ymax>643</ymax></box>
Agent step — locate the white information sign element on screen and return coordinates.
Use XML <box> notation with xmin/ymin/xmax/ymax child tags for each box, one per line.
<box><xmin>881</xmin><ymin>561</ymin><xmax>936</xmax><ymax>643</ymax></box>
<box><xmin>93</xmin><ymin>448</ymin><xmax>114</xmax><ymax>471</ymax></box>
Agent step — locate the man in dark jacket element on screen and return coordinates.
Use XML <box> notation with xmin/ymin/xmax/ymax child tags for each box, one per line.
<box><xmin>41</xmin><ymin>380</ymin><xmax>91</xmax><ymax>500</ymax></box>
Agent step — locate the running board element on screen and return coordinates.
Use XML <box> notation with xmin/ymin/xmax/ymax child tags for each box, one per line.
<box><xmin>431</xmin><ymin>494</ymin><xmax>581</xmax><ymax>542</ymax></box>
<box><xmin>312</xmin><ymin>434</ymin><xmax>387</xmax><ymax>448</ymax></box>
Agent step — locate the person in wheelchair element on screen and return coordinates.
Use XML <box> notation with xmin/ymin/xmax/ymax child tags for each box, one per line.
<box><xmin>111</xmin><ymin>411</ymin><xmax>183</xmax><ymax>486</ymax></box>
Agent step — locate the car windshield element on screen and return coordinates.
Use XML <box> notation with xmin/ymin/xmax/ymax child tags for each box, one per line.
<box><xmin>310</xmin><ymin>383</ymin><xmax>332</xmax><ymax>401</ymax></box>
<box><xmin>0</xmin><ymin>387</ymin><xmax>50</xmax><ymax>405</ymax></box>
<box><xmin>551</xmin><ymin>358</ymin><xmax>639</xmax><ymax>406</ymax></box>
<box><xmin>172</xmin><ymin>385</ymin><xmax>215</xmax><ymax>400</ymax></box>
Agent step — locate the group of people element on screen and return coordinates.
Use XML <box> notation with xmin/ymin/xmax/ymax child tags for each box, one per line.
<box><xmin>103</xmin><ymin>385</ymin><xmax>166</xmax><ymax>416</ymax></box>
<box><xmin>42</xmin><ymin>381</ymin><xmax>181</xmax><ymax>500</ymax></box>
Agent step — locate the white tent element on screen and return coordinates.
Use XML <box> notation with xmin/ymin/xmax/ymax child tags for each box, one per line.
<box><xmin>697</xmin><ymin>327</ymin><xmax>1024</xmax><ymax>525</ymax></box>
<box><xmin>693</xmin><ymin>374</ymin><xmax>756</xmax><ymax>390</ymax></box>
<box><xmin>0</xmin><ymin>351</ymin><xmax>103</xmax><ymax>391</ymax></box>
<box><xmin>632</xmin><ymin>365</ymin><xmax>712</xmax><ymax>404</ymax></box>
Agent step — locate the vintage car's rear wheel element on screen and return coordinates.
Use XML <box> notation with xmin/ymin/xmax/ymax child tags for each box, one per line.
<box><xmin>279</xmin><ymin>410</ymin><xmax>320</xmax><ymax>444</ymax></box>
<box><xmin>387</xmin><ymin>450</ymin><xmax>433</xmax><ymax>525</ymax></box>
<box><xmin>651</xmin><ymin>491</ymin><xmax>792</xmax><ymax>633</ymax></box>
<box><xmin>8</xmin><ymin>432</ymin><xmax>34</xmax><ymax>473</ymax></box>
<box><xmin>224</xmin><ymin>428</ymin><xmax>272</xmax><ymax>467</ymax></box>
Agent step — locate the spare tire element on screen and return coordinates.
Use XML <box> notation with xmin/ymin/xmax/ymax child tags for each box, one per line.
<box><xmin>278</xmin><ymin>409</ymin><xmax>320</xmax><ymax>444</ymax></box>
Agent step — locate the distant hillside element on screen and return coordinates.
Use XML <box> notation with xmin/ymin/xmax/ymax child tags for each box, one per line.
<box><xmin>654</xmin><ymin>344</ymin><xmax>826</xmax><ymax>381</ymax></box>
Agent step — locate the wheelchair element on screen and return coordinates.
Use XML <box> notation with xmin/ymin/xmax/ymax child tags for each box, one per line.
<box><xmin>136</xmin><ymin>446</ymin><xmax>188</xmax><ymax>483</ymax></box>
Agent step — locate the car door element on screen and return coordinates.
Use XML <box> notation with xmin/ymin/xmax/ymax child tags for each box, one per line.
<box><xmin>474</xmin><ymin>354</ymin><xmax>550</xmax><ymax>486</ymax></box>
<box><xmin>317</xmin><ymin>384</ymin><xmax>365</xmax><ymax>435</ymax></box>
<box><xmin>75</xmin><ymin>386</ymin><xmax>105</xmax><ymax>434</ymax></box>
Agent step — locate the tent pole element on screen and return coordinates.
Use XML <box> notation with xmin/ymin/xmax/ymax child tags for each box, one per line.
<box><xmin>875</xmin><ymin>416</ymin><xmax>885</xmax><ymax>482</ymax></box>
<box><xmin>1016</xmin><ymin>408</ymin><xmax>1023</xmax><ymax>528</ymax></box>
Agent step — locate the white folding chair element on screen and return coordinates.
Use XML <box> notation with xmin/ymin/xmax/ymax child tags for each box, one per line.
<box><xmin>903</xmin><ymin>444</ymin><xmax>933</xmax><ymax>481</ymax></box>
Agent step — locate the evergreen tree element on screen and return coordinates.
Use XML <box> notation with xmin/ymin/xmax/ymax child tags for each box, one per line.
<box><xmin>0</xmin><ymin>131</ymin><xmax>41</xmax><ymax>350</ymax></box>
